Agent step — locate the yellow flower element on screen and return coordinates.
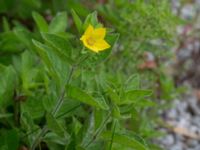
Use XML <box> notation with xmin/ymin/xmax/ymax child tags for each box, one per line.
<box><xmin>80</xmin><ymin>24</ymin><xmax>111</xmax><ymax>53</ymax></box>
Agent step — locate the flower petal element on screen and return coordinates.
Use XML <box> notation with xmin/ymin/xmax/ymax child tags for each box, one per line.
<box><xmin>93</xmin><ymin>27</ymin><xmax>106</xmax><ymax>39</ymax></box>
<box><xmin>91</xmin><ymin>39</ymin><xmax>111</xmax><ymax>52</ymax></box>
<box><xmin>80</xmin><ymin>24</ymin><xmax>110</xmax><ymax>53</ymax></box>
<box><xmin>84</xmin><ymin>24</ymin><xmax>94</xmax><ymax>36</ymax></box>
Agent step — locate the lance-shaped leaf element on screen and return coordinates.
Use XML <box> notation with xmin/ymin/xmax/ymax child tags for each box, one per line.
<box><xmin>101</xmin><ymin>131</ymin><xmax>148</xmax><ymax>150</ymax></box>
<box><xmin>67</xmin><ymin>85</ymin><xmax>108</xmax><ymax>110</ymax></box>
<box><xmin>49</xmin><ymin>12</ymin><xmax>68</xmax><ymax>33</ymax></box>
<box><xmin>32</xmin><ymin>12</ymin><xmax>49</xmax><ymax>32</ymax></box>
<box><xmin>41</xmin><ymin>33</ymin><xmax>73</xmax><ymax>64</ymax></box>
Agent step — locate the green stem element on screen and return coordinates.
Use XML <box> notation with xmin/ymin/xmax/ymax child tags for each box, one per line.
<box><xmin>109</xmin><ymin>120</ymin><xmax>117</xmax><ymax>150</ymax></box>
<box><xmin>52</xmin><ymin>66</ymin><xmax>75</xmax><ymax>116</ymax></box>
<box><xmin>55</xmin><ymin>104</ymin><xmax>81</xmax><ymax>119</ymax></box>
<box><xmin>22</xmin><ymin>104</ymin><xmax>81</xmax><ymax>140</ymax></box>
<box><xmin>30</xmin><ymin>126</ymin><xmax>48</xmax><ymax>150</ymax></box>
<box><xmin>84</xmin><ymin>112</ymin><xmax>111</xmax><ymax>148</ymax></box>
<box><xmin>30</xmin><ymin>54</ymin><xmax>89</xmax><ymax>150</ymax></box>
<box><xmin>30</xmin><ymin>66</ymin><xmax>75</xmax><ymax>150</ymax></box>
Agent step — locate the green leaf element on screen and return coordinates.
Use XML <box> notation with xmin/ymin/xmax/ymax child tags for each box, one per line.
<box><xmin>67</xmin><ymin>85</ymin><xmax>108</xmax><ymax>110</ymax></box>
<box><xmin>0</xmin><ymin>129</ymin><xmax>19</xmax><ymax>150</ymax></box>
<box><xmin>21</xmin><ymin>94</ymin><xmax>45</xmax><ymax>119</ymax></box>
<box><xmin>94</xmin><ymin>109</ymin><xmax>104</xmax><ymax>130</ymax></box>
<box><xmin>41</xmin><ymin>33</ymin><xmax>73</xmax><ymax>64</ymax></box>
<box><xmin>20</xmin><ymin>51</ymin><xmax>39</xmax><ymax>92</ymax></box>
<box><xmin>32</xmin><ymin>40</ymin><xmax>53</xmax><ymax>70</ymax></box>
<box><xmin>2</xmin><ymin>17</ymin><xmax>10</xmax><ymax>32</ymax></box>
<box><xmin>101</xmin><ymin>131</ymin><xmax>148</xmax><ymax>150</ymax></box>
<box><xmin>45</xmin><ymin>131</ymin><xmax>68</xmax><ymax>147</ymax></box>
<box><xmin>49</xmin><ymin>12</ymin><xmax>68</xmax><ymax>33</ymax></box>
<box><xmin>56</xmin><ymin>99</ymin><xmax>81</xmax><ymax>119</ymax></box>
<box><xmin>46</xmin><ymin>113</ymin><xmax>65</xmax><ymax>137</ymax></box>
<box><xmin>32</xmin><ymin>39</ymin><xmax>70</xmax><ymax>88</ymax></box>
<box><xmin>0</xmin><ymin>66</ymin><xmax>16</xmax><ymax>107</ymax></box>
<box><xmin>125</xmin><ymin>74</ymin><xmax>140</xmax><ymax>90</ymax></box>
<box><xmin>122</xmin><ymin>90</ymin><xmax>152</xmax><ymax>104</ymax></box>
<box><xmin>14</xmin><ymin>27</ymin><xmax>33</xmax><ymax>49</ymax></box>
<box><xmin>66</xmin><ymin>0</ymin><xmax>90</xmax><ymax>17</ymax></box>
<box><xmin>6</xmin><ymin>129</ymin><xmax>19</xmax><ymax>150</ymax></box>
<box><xmin>32</xmin><ymin>39</ymin><xmax>60</xmax><ymax>84</ymax></box>
<box><xmin>90</xmin><ymin>11</ymin><xmax>99</xmax><ymax>27</ymax></box>
<box><xmin>130</xmin><ymin>108</ymin><xmax>141</xmax><ymax>132</ymax></box>
<box><xmin>20</xmin><ymin>112</ymin><xmax>36</xmax><ymax>133</ymax></box>
<box><xmin>32</xmin><ymin>11</ymin><xmax>49</xmax><ymax>32</ymax></box>
<box><xmin>112</xmin><ymin>104</ymin><xmax>121</xmax><ymax>118</ymax></box>
<box><xmin>81</xmin><ymin>112</ymin><xmax>95</xmax><ymax>147</ymax></box>
<box><xmin>107</xmin><ymin>87</ymin><xmax>121</xmax><ymax>104</ymax></box>
<box><xmin>0</xmin><ymin>31</ymin><xmax>22</xmax><ymax>54</ymax></box>
<box><xmin>83</xmin><ymin>11</ymin><xmax>99</xmax><ymax>30</ymax></box>
<box><xmin>32</xmin><ymin>39</ymin><xmax>67</xmax><ymax>73</ymax></box>
<box><xmin>66</xmin><ymin>133</ymin><xmax>76</xmax><ymax>150</ymax></box>
<box><xmin>43</xmin><ymin>95</ymin><xmax>55</xmax><ymax>112</ymax></box>
<box><xmin>71</xmin><ymin>9</ymin><xmax>83</xmax><ymax>33</ymax></box>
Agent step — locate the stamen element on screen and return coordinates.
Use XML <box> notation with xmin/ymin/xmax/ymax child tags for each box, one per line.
<box><xmin>86</xmin><ymin>37</ymin><xmax>95</xmax><ymax>46</ymax></box>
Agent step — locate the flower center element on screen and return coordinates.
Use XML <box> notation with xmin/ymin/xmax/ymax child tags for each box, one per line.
<box><xmin>86</xmin><ymin>37</ymin><xmax>95</xmax><ymax>46</ymax></box>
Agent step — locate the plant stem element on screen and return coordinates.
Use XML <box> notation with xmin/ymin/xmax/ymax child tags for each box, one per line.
<box><xmin>55</xmin><ymin>104</ymin><xmax>81</xmax><ymax>119</ymax></box>
<box><xmin>52</xmin><ymin>66</ymin><xmax>75</xmax><ymax>116</ymax></box>
<box><xmin>109</xmin><ymin>120</ymin><xmax>117</xmax><ymax>150</ymax></box>
<box><xmin>30</xmin><ymin>66</ymin><xmax>75</xmax><ymax>150</ymax></box>
<box><xmin>30</xmin><ymin>126</ymin><xmax>48</xmax><ymax>150</ymax></box>
<box><xmin>84</xmin><ymin>112</ymin><xmax>111</xmax><ymax>148</ymax></box>
<box><xmin>30</xmin><ymin>54</ymin><xmax>89</xmax><ymax>150</ymax></box>
<box><xmin>22</xmin><ymin>104</ymin><xmax>81</xmax><ymax>140</ymax></box>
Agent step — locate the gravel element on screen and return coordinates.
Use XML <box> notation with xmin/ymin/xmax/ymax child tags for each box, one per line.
<box><xmin>156</xmin><ymin>93</ymin><xmax>200</xmax><ymax>150</ymax></box>
<box><xmin>155</xmin><ymin>1</ymin><xmax>200</xmax><ymax>149</ymax></box>
<box><xmin>155</xmin><ymin>0</ymin><xmax>200</xmax><ymax>150</ymax></box>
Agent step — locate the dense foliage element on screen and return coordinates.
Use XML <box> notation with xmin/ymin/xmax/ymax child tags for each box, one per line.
<box><xmin>0</xmin><ymin>0</ymin><xmax>179</xmax><ymax>150</ymax></box>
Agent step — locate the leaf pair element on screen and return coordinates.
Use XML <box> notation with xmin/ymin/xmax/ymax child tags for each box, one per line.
<box><xmin>33</xmin><ymin>11</ymin><xmax>67</xmax><ymax>33</ymax></box>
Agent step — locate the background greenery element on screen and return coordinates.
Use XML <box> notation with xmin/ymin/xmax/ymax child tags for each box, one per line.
<box><xmin>0</xmin><ymin>0</ymin><xmax>179</xmax><ymax>150</ymax></box>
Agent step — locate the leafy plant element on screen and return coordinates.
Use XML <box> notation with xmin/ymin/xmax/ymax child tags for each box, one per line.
<box><xmin>0</xmin><ymin>0</ymin><xmax>179</xmax><ymax>150</ymax></box>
